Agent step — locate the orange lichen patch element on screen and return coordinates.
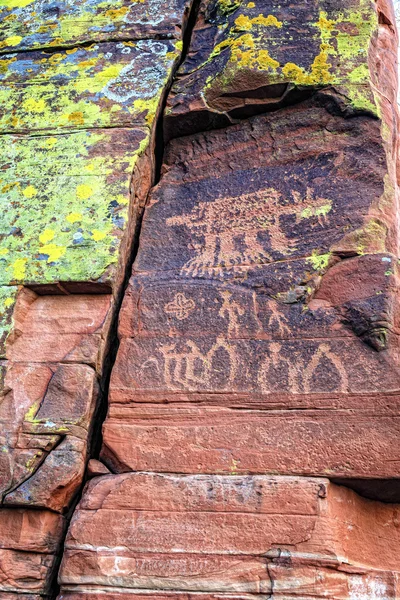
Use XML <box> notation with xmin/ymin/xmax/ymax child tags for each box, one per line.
<box><xmin>68</xmin><ymin>111</ymin><xmax>85</xmax><ymax>126</ymax></box>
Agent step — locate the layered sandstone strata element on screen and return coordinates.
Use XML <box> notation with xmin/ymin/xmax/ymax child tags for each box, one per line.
<box><xmin>59</xmin><ymin>474</ymin><xmax>400</xmax><ymax>598</ymax></box>
<box><xmin>0</xmin><ymin>0</ymin><xmax>400</xmax><ymax>597</ymax></box>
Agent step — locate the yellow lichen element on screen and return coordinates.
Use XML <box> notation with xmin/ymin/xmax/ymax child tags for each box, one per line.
<box><xmin>11</xmin><ymin>258</ymin><xmax>27</xmax><ymax>280</ymax></box>
<box><xmin>39</xmin><ymin>229</ymin><xmax>55</xmax><ymax>244</ymax></box>
<box><xmin>234</xmin><ymin>13</ymin><xmax>282</xmax><ymax>30</ymax></box>
<box><xmin>91</xmin><ymin>230</ymin><xmax>107</xmax><ymax>241</ymax></box>
<box><xmin>40</xmin><ymin>243</ymin><xmax>66</xmax><ymax>262</ymax></box>
<box><xmin>23</xmin><ymin>98</ymin><xmax>47</xmax><ymax>113</ymax></box>
<box><xmin>66</xmin><ymin>212</ymin><xmax>82</xmax><ymax>223</ymax></box>
<box><xmin>0</xmin><ymin>34</ymin><xmax>22</xmax><ymax>48</ymax></box>
<box><xmin>76</xmin><ymin>184</ymin><xmax>93</xmax><ymax>200</ymax></box>
<box><xmin>22</xmin><ymin>185</ymin><xmax>37</xmax><ymax>198</ymax></box>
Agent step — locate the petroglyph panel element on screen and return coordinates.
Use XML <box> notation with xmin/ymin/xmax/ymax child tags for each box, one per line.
<box><xmin>136</xmin><ymin>107</ymin><xmax>389</xmax><ymax>277</ymax></box>
<box><xmin>111</xmin><ymin>336</ymin><xmax>400</xmax><ymax>397</ymax></box>
<box><xmin>105</xmin><ymin>90</ymin><xmax>400</xmax><ymax>485</ymax></box>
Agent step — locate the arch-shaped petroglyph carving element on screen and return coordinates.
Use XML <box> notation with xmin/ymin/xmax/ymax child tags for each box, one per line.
<box><xmin>257</xmin><ymin>342</ymin><xmax>301</xmax><ymax>394</ymax></box>
<box><xmin>258</xmin><ymin>342</ymin><xmax>349</xmax><ymax>394</ymax></box>
<box><xmin>167</xmin><ymin>187</ymin><xmax>332</xmax><ymax>277</ymax></box>
<box><xmin>302</xmin><ymin>343</ymin><xmax>349</xmax><ymax>394</ymax></box>
<box><xmin>150</xmin><ymin>337</ymin><xmax>238</xmax><ymax>391</ymax></box>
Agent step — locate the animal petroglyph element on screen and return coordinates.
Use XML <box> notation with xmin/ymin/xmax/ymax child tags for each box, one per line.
<box><xmin>164</xmin><ymin>293</ymin><xmax>195</xmax><ymax>321</ymax></box>
<box><xmin>167</xmin><ymin>187</ymin><xmax>332</xmax><ymax>277</ymax></box>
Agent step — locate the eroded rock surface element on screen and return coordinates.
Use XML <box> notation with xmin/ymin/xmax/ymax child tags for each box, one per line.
<box><xmin>1</xmin><ymin>0</ymin><xmax>400</xmax><ymax>598</ymax></box>
<box><xmin>59</xmin><ymin>474</ymin><xmax>400</xmax><ymax>598</ymax></box>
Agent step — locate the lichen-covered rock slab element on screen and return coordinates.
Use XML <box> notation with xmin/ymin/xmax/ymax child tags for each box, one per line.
<box><xmin>166</xmin><ymin>0</ymin><xmax>397</xmax><ymax>136</ymax></box>
<box><xmin>0</xmin><ymin>41</ymin><xmax>180</xmax><ymax>133</ymax></box>
<box><xmin>58</xmin><ymin>474</ymin><xmax>400</xmax><ymax>598</ymax></box>
<box><xmin>0</xmin><ymin>0</ymin><xmax>191</xmax><ymax>52</ymax></box>
<box><xmin>0</xmin><ymin>129</ymin><xmax>148</xmax><ymax>288</ymax></box>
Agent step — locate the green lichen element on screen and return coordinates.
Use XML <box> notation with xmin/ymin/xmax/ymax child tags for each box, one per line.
<box><xmin>203</xmin><ymin>1</ymin><xmax>379</xmax><ymax>116</ymax></box>
<box><xmin>0</xmin><ymin>0</ymin><xmax>182</xmax><ymax>52</ymax></box>
<box><xmin>0</xmin><ymin>129</ymin><xmax>149</xmax><ymax>286</ymax></box>
<box><xmin>23</xmin><ymin>400</ymin><xmax>42</xmax><ymax>424</ymax></box>
<box><xmin>218</xmin><ymin>0</ymin><xmax>242</xmax><ymax>16</ymax></box>
<box><xmin>0</xmin><ymin>41</ymin><xmax>179</xmax><ymax>132</ymax></box>
<box><xmin>300</xmin><ymin>202</ymin><xmax>332</xmax><ymax>220</ymax></box>
<box><xmin>306</xmin><ymin>251</ymin><xmax>331</xmax><ymax>272</ymax></box>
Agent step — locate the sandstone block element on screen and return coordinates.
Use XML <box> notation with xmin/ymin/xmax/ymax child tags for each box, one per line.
<box><xmin>58</xmin><ymin>474</ymin><xmax>400</xmax><ymax>597</ymax></box>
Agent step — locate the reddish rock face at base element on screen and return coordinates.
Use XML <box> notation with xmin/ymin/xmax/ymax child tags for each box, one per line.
<box><xmin>59</xmin><ymin>474</ymin><xmax>400</xmax><ymax>598</ymax></box>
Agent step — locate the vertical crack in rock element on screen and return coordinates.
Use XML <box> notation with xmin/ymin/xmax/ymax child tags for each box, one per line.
<box><xmin>56</xmin><ymin>1</ymin><xmax>400</xmax><ymax>598</ymax></box>
<box><xmin>46</xmin><ymin>2</ymin><xmax>202</xmax><ymax>597</ymax></box>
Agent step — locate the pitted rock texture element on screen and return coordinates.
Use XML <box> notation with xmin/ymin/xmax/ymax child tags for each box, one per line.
<box><xmin>1</xmin><ymin>0</ymin><xmax>400</xmax><ymax>598</ymax></box>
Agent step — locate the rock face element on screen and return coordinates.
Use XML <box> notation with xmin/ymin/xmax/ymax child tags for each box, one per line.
<box><xmin>0</xmin><ymin>0</ymin><xmax>191</xmax><ymax>595</ymax></box>
<box><xmin>1</xmin><ymin>0</ymin><xmax>400</xmax><ymax>598</ymax></box>
<box><xmin>59</xmin><ymin>474</ymin><xmax>400</xmax><ymax>598</ymax></box>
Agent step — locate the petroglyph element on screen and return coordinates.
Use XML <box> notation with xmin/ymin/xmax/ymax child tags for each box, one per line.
<box><xmin>303</xmin><ymin>343</ymin><xmax>349</xmax><ymax>393</ymax></box>
<box><xmin>258</xmin><ymin>342</ymin><xmax>348</xmax><ymax>394</ymax></box>
<box><xmin>267</xmin><ymin>301</ymin><xmax>291</xmax><ymax>337</ymax></box>
<box><xmin>144</xmin><ymin>337</ymin><xmax>238</xmax><ymax>391</ymax></box>
<box><xmin>219</xmin><ymin>291</ymin><xmax>245</xmax><ymax>335</ymax></box>
<box><xmin>258</xmin><ymin>342</ymin><xmax>301</xmax><ymax>394</ymax></box>
<box><xmin>167</xmin><ymin>187</ymin><xmax>332</xmax><ymax>277</ymax></box>
<box><xmin>164</xmin><ymin>293</ymin><xmax>195</xmax><ymax>320</ymax></box>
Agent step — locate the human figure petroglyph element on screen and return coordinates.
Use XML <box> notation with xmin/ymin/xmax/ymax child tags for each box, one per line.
<box><xmin>267</xmin><ymin>301</ymin><xmax>291</xmax><ymax>337</ymax></box>
<box><xmin>219</xmin><ymin>291</ymin><xmax>245</xmax><ymax>335</ymax></box>
<box><xmin>258</xmin><ymin>342</ymin><xmax>348</xmax><ymax>394</ymax></box>
<box><xmin>167</xmin><ymin>187</ymin><xmax>332</xmax><ymax>277</ymax></box>
<box><xmin>153</xmin><ymin>337</ymin><xmax>237</xmax><ymax>391</ymax></box>
<box><xmin>164</xmin><ymin>292</ymin><xmax>195</xmax><ymax>321</ymax></box>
